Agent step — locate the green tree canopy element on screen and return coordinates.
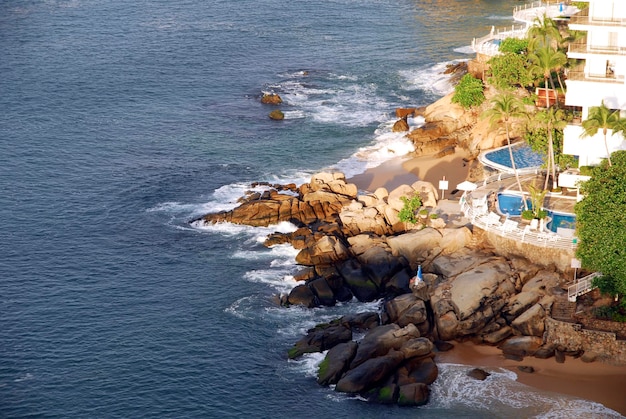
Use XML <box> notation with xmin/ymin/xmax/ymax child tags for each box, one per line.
<box><xmin>488</xmin><ymin>52</ymin><xmax>533</xmax><ymax>90</ymax></box>
<box><xmin>451</xmin><ymin>74</ymin><xmax>485</xmax><ymax>109</ymax></box>
<box><xmin>575</xmin><ymin>150</ymin><xmax>626</xmax><ymax>296</ymax></box>
<box><xmin>499</xmin><ymin>37</ymin><xmax>528</xmax><ymax>55</ymax></box>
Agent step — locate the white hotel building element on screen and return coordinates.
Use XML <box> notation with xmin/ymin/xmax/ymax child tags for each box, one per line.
<box><xmin>563</xmin><ymin>0</ymin><xmax>626</xmax><ymax>167</ymax></box>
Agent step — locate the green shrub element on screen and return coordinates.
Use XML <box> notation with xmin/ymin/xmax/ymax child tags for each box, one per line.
<box><xmin>452</xmin><ymin>74</ymin><xmax>485</xmax><ymax>109</ymax></box>
<box><xmin>398</xmin><ymin>195</ymin><xmax>422</xmax><ymax>224</ymax></box>
<box><xmin>499</xmin><ymin>37</ymin><xmax>528</xmax><ymax>54</ymax></box>
<box><xmin>488</xmin><ymin>53</ymin><xmax>533</xmax><ymax>90</ymax></box>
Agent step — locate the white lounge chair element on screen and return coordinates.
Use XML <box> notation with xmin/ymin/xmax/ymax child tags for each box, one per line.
<box><xmin>501</xmin><ymin>219</ymin><xmax>518</xmax><ymax>232</ymax></box>
<box><xmin>478</xmin><ymin>211</ymin><xmax>501</xmax><ymax>228</ymax></box>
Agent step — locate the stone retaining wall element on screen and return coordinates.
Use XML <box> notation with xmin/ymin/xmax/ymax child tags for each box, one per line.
<box><xmin>544</xmin><ymin>317</ymin><xmax>626</xmax><ymax>365</ymax></box>
<box><xmin>475</xmin><ymin>228</ymin><xmax>576</xmax><ymax>273</ymax></box>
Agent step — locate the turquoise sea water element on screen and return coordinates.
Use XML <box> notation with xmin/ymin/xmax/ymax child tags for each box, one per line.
<box><xmin>1</xmin><ymin>1</ymin><xmax>621</xmax><ymax>417</ymax></box>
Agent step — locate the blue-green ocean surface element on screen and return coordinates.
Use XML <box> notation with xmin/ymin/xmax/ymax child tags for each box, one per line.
<box><xmin>0</xmin><ymin>0</ymin><xmax>621</xmax><ymax>417</ymax></box>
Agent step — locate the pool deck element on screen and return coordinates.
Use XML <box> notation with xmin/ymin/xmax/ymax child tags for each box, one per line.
<box><xmin>469</xmin><ymin>173</ymin><xmax>577</xmax><ymax>215</ymax></box>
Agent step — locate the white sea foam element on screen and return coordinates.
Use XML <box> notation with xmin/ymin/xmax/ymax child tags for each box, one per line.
<box><xmin>399</xmin><ymin>60</ymin><xmax>466</xmax><ymax>97</ymax></box>
<box><xmin>269</xmin><ymin>73</ymin><xmax>391</xmax><ymax>128</ymax></box>
<box><xmin>288</xmin><ymin>351</ymin><xmax>326</xmax><ymax>378</ymax></box>
<box><xmin>333</xmin><ymin>129</ymin><xmax>416</xmax><ymax>178</ymax></box>
<box><xmin>429</xmin><ymin>363</ymin><xmax>622</xmax><ymax>418</ymax></box>
<box><xmin>454</xmin><ymin>45</ymin><xmax>476</xmax><ymax>55</ymax></box>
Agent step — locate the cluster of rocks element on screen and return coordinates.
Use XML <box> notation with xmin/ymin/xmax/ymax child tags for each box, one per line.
<box><xmin>193</xmin><ymin>170</ymin><xmax>578</xmax><ymax>406</ymax></box>
<box><xmin>193</xmin><ymin>172</ymin><xmax>453</xmax><ymax>308</ymax></box>
<box><xmin>289</xmin><ymin>313</ymin><xmax>437</xmax><ymax>406</ymax></box>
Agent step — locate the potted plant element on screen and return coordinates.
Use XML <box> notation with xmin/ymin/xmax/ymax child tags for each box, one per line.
<box><xmin>523</xmin><ymin>184</ymin><xmax>549</xmax><ymax>229</ymax></box>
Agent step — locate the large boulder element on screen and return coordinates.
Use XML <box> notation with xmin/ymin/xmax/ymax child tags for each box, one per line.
<box><xmin>499</xmin><ymin>336</ymin><xmax>544</xmax><ymax>358</ymax></box>
<box><xmin>448</xmin><ymin>258</ymin><xmax>511</xmax><ymax>320</ymax></box>
<box><xmin>510</xmin><ymin>296</ymin><xmax>554</xmax><ymax>337</ymax></box>
<box><xmin>261</xmin><ymin>93</ymin><xmax>283</xmax><ymax>104</ymax></box>
<box><xmin>387</xmin><ymin>184</ymin><xmax>417</xmax><ymax>212</ymax></box>
<box><xmin>336</xmin><ymin>259</ymin><xmax>380</xmax><ymax>302</ymax></box>
<box><xmin>386</xmin><ymin>228</ymin><xmax>443</xmax><ymax>264</ymax></box>
<box><xmin>431</xmin><ymin>248</ymin><xmax>491</xmax><ymax>278</ymax></box>
<box><xmin>317</xmin><ymin>341</ymin><xmax>358</xmax><ymax>386</ymax></box>
<box><xmin>308</xmin><ymin>277</ymin><xmax>336</xmax><ymax>306</ymax></box>
<box><xmin>351</xmin><ymin>324</ymin><xmax>419</xmax><ymax>369</ymax></box>
<box><xmin>384</xmin><ymin>294</ymin><xmax>428</xmax><ymax>328</ymax></box>
<box><xmin>404</xmin><ymin>356</ymin><xmax>438</xmax><ymax>385</ymax></box>
<box><xmin>288</xmin><ymin>322</ymin><xmax>352</xmax><ymax>358</ymax></box>
<box><xmin>392</xmin><ymin>117</ymin><xmax>410</xmax><ymax>132</ymax></box>
<box><xmin>335</xmin><ymin>350</ymin><xmax>405</xmax><ymax>394</ymax></box>
<box><xmin>503</xmin><ymin>291</ymin><xmax>542</xmax><ymax>320</ymax></box>
<box><xmin>397</xmin><ymin>383</ymin><xmax>430</xmax><ymax>406</ymax></box>
<box><xmin>288</xmin><ymin>284</ymin><xmax>317</xmax><ymax>308</ymax></box>
<box><xmin>399</xmin><ymin>337</ymin><xmax>434</xmax><ymax>359</ymax></box>
<box><xmin>439</xmin><ymin>228</ymin><xmax>473</xmax><ymax>255</ymax></box>
<box><xmin>410</xmin><ymin>181</ymin><xmax>439</xmax><ymax>208</ymax></box>
<box><xmin>357</xmin><ymin>246</ymin><xmax>406</xmax><ymax>289</ymax></box>
<box><xmin>521</xmin><ymin>270</ymin><xmax>563</xmax><ymax>295</ymax></box>
<box><xmin>295</xmin><ymin>235</ymin><xmax>350</xmax><ymax>266</ymax></box>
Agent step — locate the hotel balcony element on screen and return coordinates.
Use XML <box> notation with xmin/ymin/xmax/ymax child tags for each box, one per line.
<box><xmin>566</xmin><ymin>68</ymin><xmax>624</xmax><ymax>84</ymax></box>
<box><xmin>568</xmin><ymin>38</ymin><xmax>626</xmax><ymax>60</ymax></box>
<box><xmin>568</xmin><ymin>7</ymin><xmax>626</xmax><ymax>29</ymax></box>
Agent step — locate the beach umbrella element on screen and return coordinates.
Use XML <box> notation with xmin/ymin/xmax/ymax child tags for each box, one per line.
<box><xmin>417</xmin><ymin>265</ymin><xmax>423</xmax><ymax>282</ymax></box>
<box><xmin>456</xmin><ymin>180</ymin><xmax>478</xmax><ymax>191</ymax></box>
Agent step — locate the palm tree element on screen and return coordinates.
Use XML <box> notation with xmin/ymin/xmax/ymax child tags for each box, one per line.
<box><xmin>482</xmin><ymin>93</ymin><xmax>528</xmax><ymax>207</ymax></box>
<box><xmin>527</xmin><ymin>14</ymin><xmax>561</xmax><ymax>51</ymax></box>
<box><xmin>528</xmin><ymin>45</ymin><xmax>567</xmax><ymax>109</ymax></box>
<box><xmin>536</xmin><ymin>107</ymin><xmax>566</xmax><ymax>190</ymax></box>
<box><xmin>581</xmin><ymin>101</ymin><xmax>624</xmax><ymax>167</ymax></box>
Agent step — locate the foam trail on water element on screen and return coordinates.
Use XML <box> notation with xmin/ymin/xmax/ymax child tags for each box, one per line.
<box><xmin>454</xmin><ymin>45</ymin><xmax>476</xmax><ymax>55</ymax></box>
<box><xmin>400</xmin><ymin>60</ymin><xmax>466</xmax><ymax>97</ymax></box>
<box><xmin>268</xmin><ymin>71</ymin><xmax>391</xmax><ymax>128</ymax></box>
<box><xmin>429</xmin><ymin>363</ymin><xmax>623</xmax><ymax>418</ymax></box>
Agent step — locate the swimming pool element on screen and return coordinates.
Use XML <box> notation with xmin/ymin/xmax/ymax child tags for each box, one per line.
<box><xmin>481</xmin><ymin>143</ymin><xmax>545</xmax><ymax>173</ymax></box>
<box><xmin>496</xmin><ymin>192</ymin><xmax>531</xmax><ymax>216</ymax></box>
<box><xmin>547</xmin><ymin>210</ymin><xmax>576</xmax><ymax>233</ymax></box>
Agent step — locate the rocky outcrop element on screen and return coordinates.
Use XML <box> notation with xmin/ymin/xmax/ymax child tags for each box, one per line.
<box><xmin>269</xmin><ymin>109</ymin><xmax>284</xmax><ymax>120</ymax></box>
<box><xmin>405</xmin><ymin>86</ymin><xmax>530</xmax><ymax>159</ymax></box>
<box><xmin>261</xmin><ymin>93</ymin><xmax>282</xmax><ymax>105</ymax></box>
<box><xmin>392</xmin><ymin>117</ymin><xmax>410</xmax><ymax>132</ymax></box>
<box><xmin>293</xmin><ymin>319</ymin><xmax>437</xmax><ymax>406</ymax></box>
<box><xmin>194</xmin><ymin>170</ymin><xmax>605</xmax><ymax>408</ymax></box>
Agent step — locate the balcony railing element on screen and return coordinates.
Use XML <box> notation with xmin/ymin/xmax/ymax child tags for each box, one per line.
<box><xmin>568</xmin><ymin>39</ymin><xmax>626</xmax><ymax>56</ymax></box>
<box><xmin>566</xmin><ymin>64</ymin><xmax>625</xmax><ymax>84</ymax></box>
<box><xmin>568</xmin><ymin>6</ymin><xmax>626</xmax><ymax>27</ymax></box>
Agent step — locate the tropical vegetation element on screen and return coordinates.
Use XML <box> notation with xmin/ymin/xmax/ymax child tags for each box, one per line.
<box><xmin>398</xmin><ymin>195</ymin><xmax>422</xmax><ymax>225</ymax></box>
<box><xmin>575</xmin><ymin>150</ymin><xmax>626</xmax><ymax>302</ymax></box>
<box><xmin>580</xmin><ymin>101</ymin><xmax>626</xmax><ymax>167</ymax></box>
<box><xmin>482</xmin><ymin>93</ymin><xmax>527</xmax><ymax>204</ymax></box>
<box><xmin>451</xmin><ymin>74</ymin><xmax>485</xmax><ymax>109</ymax></box>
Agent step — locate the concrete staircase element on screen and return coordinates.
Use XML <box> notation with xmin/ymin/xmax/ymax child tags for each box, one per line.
<box><xmin>551</xmin><ymin>296</ymin><xmax>577</xmax><ymax>321</ymax></box>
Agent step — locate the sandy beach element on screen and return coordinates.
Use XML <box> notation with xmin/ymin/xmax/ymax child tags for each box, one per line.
<box><xmin>349</xmin><ymin>149</ymin><xmax>472</xmax><ymax>196</ymax></box>
<box><xmin>349</xmin><ymin>151</ymin><xmax>626</xmax><ymax>416</ymax></box>
<box><xmin>438</xmin><ymin>341</ymin><xmax>626</xmax><ymax>416</ymax></box>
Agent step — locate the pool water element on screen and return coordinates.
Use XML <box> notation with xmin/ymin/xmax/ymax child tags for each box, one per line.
<box><xmin>497</xmin><ymin>193</ymin><xmax>531</xmax><ymax>216</ymax></box>
<box><xmin>483</xmin><ymin>144</ymin><xmax>545</xmax><ymax>171</ymax></box>
<box><xmin>547</xmin><ymin>211</ymin><xmax>576</xmax><ymax>233</ymax></box>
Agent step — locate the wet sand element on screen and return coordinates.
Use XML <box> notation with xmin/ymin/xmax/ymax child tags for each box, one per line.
<box><xmin>437</xmin><ymin>341</ymin><xmax>626</xmax><ymax>416</ymax></box>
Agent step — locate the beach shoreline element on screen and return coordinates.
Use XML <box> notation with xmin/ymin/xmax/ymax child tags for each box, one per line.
<box><xmin>437</xmin><ymin>340</ymin><xmax>626</xmax><ymax>416</ymax></box>
<box><xmin>348</xmin><ymin>148</ymin><xmax>472</xmax><ymax>196</ymax></box>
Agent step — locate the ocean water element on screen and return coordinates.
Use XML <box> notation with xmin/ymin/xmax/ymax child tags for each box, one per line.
<box><xmin>0</xmin><ymin>0</ymin><xmax>621</xmax><ymax>418</ymax></box>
